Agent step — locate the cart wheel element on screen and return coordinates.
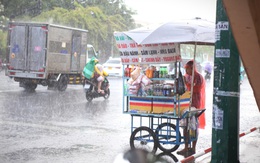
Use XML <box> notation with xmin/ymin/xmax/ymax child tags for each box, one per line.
<box><xmin>155</xmin><ymin>123</ymin><xmax>181</xmax><ymax>153</ymax></box>
<box><xmin>130</xmin><ymin>126</ymin><xmax>158</xmax><ymax>153</ymax></box>
<box><xmin>157</xmin><ymin>152</ymin><xmax>178</xmax><ymax>163</ymax></box>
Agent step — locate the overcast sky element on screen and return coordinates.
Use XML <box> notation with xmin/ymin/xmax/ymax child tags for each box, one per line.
<box><xmin>124</xmin><ymin>0</ymin><xmax>217</xmax><ymax>25</ymax></box>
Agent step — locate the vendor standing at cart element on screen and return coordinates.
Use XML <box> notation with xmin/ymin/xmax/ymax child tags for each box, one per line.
<box><xmin>177</xmin><ymin>59</ymin><xmax>206</xmax><ymax>155</ymax></box>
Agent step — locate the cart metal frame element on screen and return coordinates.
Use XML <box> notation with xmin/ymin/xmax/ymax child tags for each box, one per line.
<box><xmin>127</xmin><ymin>109</ymin><xmax>205</xmax><ymax>153</ymax></box>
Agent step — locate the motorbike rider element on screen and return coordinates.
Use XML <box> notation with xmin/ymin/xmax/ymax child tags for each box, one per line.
<box><xmin>94</xmin><ymin>63</ymin><xmax>108</xmax><ymax>94</ymax></box>
<box><xmin>83</xmin><ymin>57</ymin><xmax>99</xmax><ymax>79</ymax></box>
<box><xmin>204</xmin><ymin>62</ymin><xmax>212</xmax><ymax>79</ymax></box>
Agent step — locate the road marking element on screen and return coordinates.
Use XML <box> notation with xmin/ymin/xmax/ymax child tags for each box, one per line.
<box><xmin>0</xmin><ymin>89</ymin><xmax>23</xmax><ymax>93</ymax></box>
<box><xmin>0</xmin><ymin>120</ymin><xmax>112</xmax><ymax>133</ymax></box>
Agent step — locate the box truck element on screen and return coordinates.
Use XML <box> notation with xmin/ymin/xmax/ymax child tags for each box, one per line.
<box><xmin>5</xmin><ymin>22</ymin><xmax>98</xmax><ymax>91</ymax></box>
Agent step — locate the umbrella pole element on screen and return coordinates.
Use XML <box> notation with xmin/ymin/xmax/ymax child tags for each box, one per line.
<box><xmin>189</xmin><ymin>42</ymin><xmax>197</xmax><ymax>111</ymax></box>
<box><xmin>137</xmin><ymin>45</ymin><xmax>142</xmax><ymax>70</ymax></box>
<box><xmin>186</xmin><ymin>42</ymin><xmax>197</xmax><ymax>150</ymax></box>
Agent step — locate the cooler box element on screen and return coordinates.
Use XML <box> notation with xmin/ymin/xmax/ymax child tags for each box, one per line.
<box><xmin>129</xmin><ymin>97</ymin><xmax>152</xmax><ymax>113</ymax></box>
<box><xmin>175</xmin><ymin>91</ymin><xmax>191</xmax><ymax>115</ymax></box>
<box><xmin>152</xmin><ymin>98</ymin><xmax>175</xmax><ymax>113</ymax></box>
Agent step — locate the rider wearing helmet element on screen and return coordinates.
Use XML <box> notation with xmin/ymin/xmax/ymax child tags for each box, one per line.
<box><xmin>94</xmin><ymin>63</ymin><xmax>108</xmax><ymax>94</ymax></box>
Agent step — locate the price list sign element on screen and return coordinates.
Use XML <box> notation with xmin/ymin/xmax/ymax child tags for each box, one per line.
<box><xmin>114</xmin><ymin>32</ymin><xmax>181</xmax><ymax>65</ymax></box>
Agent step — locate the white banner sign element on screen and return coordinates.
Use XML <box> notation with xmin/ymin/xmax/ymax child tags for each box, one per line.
<box><xmin>216</xmin><ymin>49</ymin><xmax>230</xmax><ymax>58</ymax></box>
<box><xmin>114</xmin><ymin>32</ymin><xmax>181</xmax><ymax>65</ymax></box>
<box><xmin>216</xmin><ymin>21</ymin><xmax>229</xmax><ymax>31</ymax></box>
<box><xmin>213</xmin><ymin>105</ymin><xmax>224</xmax><ymax>130</ymax></box>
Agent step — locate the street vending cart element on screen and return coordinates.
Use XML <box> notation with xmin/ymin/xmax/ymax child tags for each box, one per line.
<box><xmin>114</xmin><ymin>19</ymin><xmax>215</xmax><ymax>154</ymax></box>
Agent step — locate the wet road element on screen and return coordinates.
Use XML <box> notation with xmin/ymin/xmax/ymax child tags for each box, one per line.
<box><xmin>0</xmin><ymin>71</ymin><xmax>130</xmax><ymax>163</ymax></box>
<box><xmin>0</xmin><ymin>71</ymin><xmax>259</xmax><ymax>163</ymax></box>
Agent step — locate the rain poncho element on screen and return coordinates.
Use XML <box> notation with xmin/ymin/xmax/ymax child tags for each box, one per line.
<box><xmin>204</xmin><ymin>62</ymin><xmax>213</xmax><ymax>73</ymax></box>
<box><xmin>94</xmin><ymin>64</ymin><xmax>108</xmax><ymax>77</ymax></box>
<box><xmin>184</xmin><ymin>61</ymin><xmax>206</xmax><ymax>129</ymax></box>
<box><xmin>83</xmin><ymin>57</ymin><xmax>98</xmax><ymax>79</ymax></box>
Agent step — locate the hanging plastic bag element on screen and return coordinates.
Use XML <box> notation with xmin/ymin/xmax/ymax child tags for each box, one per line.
<box><xmin>189</xmin><ymin>116</ymin><xmax>198</xmax><ymax>130</ymax></box>
<box><xmin>177</xmin><ymin>71</ymin><xmax>185</xmax><ymax>95</ymax></box>
<box><xmin>83</xmin><ymin>57</ymin><xmax>98</xmax><ymax>79</ymax></box>
<box><xmin>130</xmin><ymin>66</ymin><xmax>141</xmax><ymax>81</ymax></box>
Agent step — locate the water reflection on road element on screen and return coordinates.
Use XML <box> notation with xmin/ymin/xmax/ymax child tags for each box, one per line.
<box><xmin>0</xmin><ymin>75</ymin><xmax>130</xmax><ymax>163</ymax></box>
<box><xmin>0</xmin><ymin>73</ymin><xmax>259</xmax><ymax>163</ymax></box>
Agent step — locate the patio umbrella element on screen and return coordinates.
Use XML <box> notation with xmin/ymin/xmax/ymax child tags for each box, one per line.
<box><xmin>114</xmin><ymin>18</ymin><xmax>215</xmax><ymax>65</ymax></box>
<box><xmin>123</xmin><ymin>18</ymin><xmax>215</xmax><ymax>45</ymax></box>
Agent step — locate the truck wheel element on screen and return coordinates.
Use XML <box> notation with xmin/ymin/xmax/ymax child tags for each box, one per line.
<box><xmin>24</xmin><ymin>83</ymin><xmax>37</xmax><ymax>92</ymax></box>
<box><xmin>57</xmin><ymin>75</ymin><xmax>68</xmax><ymax>91</ymax></box>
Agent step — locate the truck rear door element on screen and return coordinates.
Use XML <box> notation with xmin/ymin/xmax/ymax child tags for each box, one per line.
<box><xmin>28</xmin><ymin>26</ymin><xmax>47</xmax><ymax>72</ymax></box>
<box><xmin>71</xmin><ymin>34</ymin><xmax>81</xmax><ymax>71</ymax></box>
<box><xmin>8</xmin><ymin>24</ymin><xmax>47</xmax><ymax>77</ymax></box>
<box><xmin>9</xmin><ymin>25</ymin><xmax>27</xmax><ymax>70</ymax></box>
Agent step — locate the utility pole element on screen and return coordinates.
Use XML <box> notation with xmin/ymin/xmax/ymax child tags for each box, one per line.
<box><xmin>211</xmin><ymin>0</ymin><xmax>241</xmax><ymax>162</ymax></box>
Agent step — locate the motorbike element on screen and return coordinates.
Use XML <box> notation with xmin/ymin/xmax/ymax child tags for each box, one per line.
<box><xmin>84</xmin><ymin>76</ymin><xmax>110</xmax><ymax>102</ymax></box>
<box><xmin>204</xmin><ymin>70</ymin><xmax>211</xmax><ymax>81</ymax></box>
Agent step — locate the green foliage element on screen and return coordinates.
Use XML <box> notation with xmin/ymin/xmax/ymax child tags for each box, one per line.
<box><xmin>0</xmin><ymin>0</ymin><xmax>215</xmax><ymax>63</ymax></box>
<box><xmin>31</xmin><ymin>4</ymin><xmax>133</xmax><ymax>62</ymax></box>
<box><xmin>1</xmin><ymin>0</ymin><xmax>42</xmax><ymax>18</ymax></box>
<box><xmin>0</xmin><ymin>0</ymin><xmax>137</xmax><ymax>62</ymax></box>
<box><xmin>0</xmin><ymin>30</ymin><xmax>7</xmax><ymax>59</ymax></box>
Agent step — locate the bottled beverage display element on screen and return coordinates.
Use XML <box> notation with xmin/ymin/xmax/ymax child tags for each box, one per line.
<box><xmin>153</xmin><ymin>70</ymin><xmax>159</xmax><ymax>78</ymax></box>
<box><xmin>125</xmin><ymin>64</ymin><xmax>177</xmax><ymax>97</ymax></box>
<box><xmin>163</xmin><ymin>84</ymin><xmax>172</xmax><ymax>96</ymax></box>
<box><xmin>150</xmin><ymin>84</ymin><xmax>174</xmax><ymax>96</ymax></box>
<box><xmin>164</xmin><ymin>66</ymin><xmax>168</xmax><ymax>76</ymax></box>
<box><xmin>130</xmin><ymin>65</ymin><xmax>135</xmax><ymax>72</ymax></box>
<box><xmin>159</xmin><ymin>67</ymin><xmax>163</xmax><ymax>78</ymax></box>
<box><xmin>124</xmin><ymin>65</ymin><xmax>131</xmax><ymax>77</ymax></box>
<box><xmin>146</xmin><ymin>66</ymin><xmax>154</xmax><ymax>78</ymax></box>
<box><xmin>124</xmin><ymin>61</ymin><xmax>188</xmax><ymax>118</ymax></box>
<box><xmin>158</xmin><ymin>66</ymin><xmax>168</xmax><ymax>78</ymax></box>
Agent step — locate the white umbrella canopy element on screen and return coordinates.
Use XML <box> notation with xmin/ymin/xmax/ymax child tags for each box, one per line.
<box><xmin>123</xmin><ymin>18</ymin><xmax>215</xmax><ymax>45</ymax></box>
<box><xmin>113</xmin><ymin>18</ymin><xmax>215</xmax><ymax>65</ymax></box>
